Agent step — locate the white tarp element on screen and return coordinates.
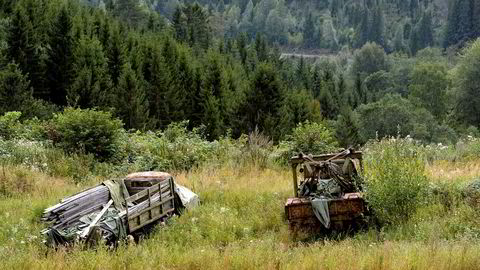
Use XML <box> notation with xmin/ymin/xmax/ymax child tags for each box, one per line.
<box><xmin>175</xmin><ymin>183</ymin><xmax>200</xmax><ymax>210</ymax></box>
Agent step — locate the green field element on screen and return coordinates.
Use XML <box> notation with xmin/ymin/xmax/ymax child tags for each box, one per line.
<box><xmin>1</xmin><ymin>157</ymin><xmax>480</xmax><ymax>270</ymax></box>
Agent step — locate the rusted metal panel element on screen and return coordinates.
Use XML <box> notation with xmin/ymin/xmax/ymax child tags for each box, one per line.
<box><xmin>285</xmin><ymin>193</ymin><xmax>364</xmax><ymax>221</ymax></box>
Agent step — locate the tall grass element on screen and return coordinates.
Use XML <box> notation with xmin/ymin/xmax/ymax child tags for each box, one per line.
<box><xmin>1</xmin><ymin>155</ymin><xmax>480</xmax><ymax>269</ymax></box>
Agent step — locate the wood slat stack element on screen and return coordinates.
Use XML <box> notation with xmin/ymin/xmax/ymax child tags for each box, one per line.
<box><xmin>42</xmin><ymin>185</ymin><xmax>111</xmax><ymax>230</ymax></box>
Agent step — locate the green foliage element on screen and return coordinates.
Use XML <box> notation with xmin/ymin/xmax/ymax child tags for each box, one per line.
<box><xmin>409</xmin><ymin>61</ymin><xmax>448</xmax><ymax>119</ymax></box>
<box><xmin>351</xmin><ymin>42</ymin><xmax>389</xmax><ymax>79</ymax></box>
<box><xmin>69</xmin><ymin>36</ymin><xmax>111</xmax><ymax>108</ymax></box>
<box><xmin>0</xmin><ymin>112</ymin><xmax>22</xmax><ymax>140</ymax></box>
<box><xmin>355</xmin><ymin>94</ymin><xmax>439</xmax><ymax>142</ymax></box>
<box><xmin>48</xmin><ymin>108</ymin><xmax>124</xmax><ymax>161</ymax></box>
<box><xmin>364</xmin><ymin>138</ymin><xmax>429</xmax><ymax>224</ymax></box>
<box><xmin>335</xmin><ymin>108</ymin><xmax>363</xmax><ymax>148</ymax></box>
<box><xmin>6</xmin><ymin>5</ymin><xmax>45</xmax><ymax>99</ymax></box>
<box><xmin>46</xmin><ymin>5</ymin><xmax>74</xmax><ymax>106</ymax></box>
<box><xmin>444</xmin><ymin>0</ymin><xmax>480</xmax><ymax>48</ymax></box>
<box><xmin>409</xmin><ymin>11</ymin><xmax>434</xmax><ymax>55</ymax></box>
<box><xmin>0</xmin><ymin>63</ymin><xmax>33</xmax><ymax>116</ymax></box>
<box><xmin>115</xmin><ymin>64</ymin><xmax>149</xmax><ymax>130</ymax></box>
<box><xmin>280</xmin><ymin>121</ymin><xmax>338</xmax><ymax>158</ymax></box>
<box><xmin>244</xmin><ymin>62</ymin><xmax>283</xmax><ymax>140</ymax></box>
<box><xmin>452</xmin><ymin>39</ymin><xmax>480</xmax><ymax>128</ymax></box>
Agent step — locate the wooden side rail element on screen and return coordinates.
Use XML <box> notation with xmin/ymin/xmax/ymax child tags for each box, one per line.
<box><xmin>125</xmin><ymin>177</ymin><xmax>175</xmax><ymax>233</ymax></box>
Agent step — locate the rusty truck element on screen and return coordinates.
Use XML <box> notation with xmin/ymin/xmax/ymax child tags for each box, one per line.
<box><xmin>284</xmin><ymin>149</ymin><xmax>367</xmax><ymax>233</ymax></box>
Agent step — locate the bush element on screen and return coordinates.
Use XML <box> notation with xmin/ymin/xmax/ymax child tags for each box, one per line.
<box><xmin>279</xmin><ymin>121</ymin><xmax>338</xmax><ymax>160</ymax></box>
<box><xmin>364</xmin><ymin>138</ymin><xmax>429</xmax><ymax>224</ymax></box>
<box><xmin>48</xmin><ymin>108</ymin><xmax>124</xmax><ymax>161</ymax></box>
<box><xmin>0</xmin><ymin>111</ymin><xmax>22</xmax><ymax>140</ymax></box>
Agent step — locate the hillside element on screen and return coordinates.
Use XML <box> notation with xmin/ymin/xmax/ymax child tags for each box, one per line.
<box><xmin>85</xmin><ymin>0</ymin><xmax>457</xmax><ymax>53</ymax></box>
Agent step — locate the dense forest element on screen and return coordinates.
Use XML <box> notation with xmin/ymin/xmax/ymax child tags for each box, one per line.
<box><xmin>0</xmin><ymin>0</ymin><xmax>480</xmax><ymax>147</ymax></box>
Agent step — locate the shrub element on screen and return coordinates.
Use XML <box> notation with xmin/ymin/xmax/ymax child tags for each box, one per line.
<box><xmin>0</xmin><ymin>111</ymin><xmax>22</xmax><ymax>140</ymax></box>
<box><xmin>48</xmin><ymin>108</ymin><xmax>124</xmax><ymax>161</ymax></box>
<box><xmin>279</xmin><ymin>121</ymin><xmax>338</xmax><ymax>160</ymax></box>
<box><xmin>364</xmin><ymin>138</ymin><xmax>429</xmax><ymax>224</ymax></box>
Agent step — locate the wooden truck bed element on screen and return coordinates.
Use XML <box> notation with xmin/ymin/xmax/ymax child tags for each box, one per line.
<box><xmin>285</xmin><ymin>193</ymin><xmax>365</xmax><ymax>231</ymax></box>
<box><xmin>124</xmin><ymin>175</ymin><xmax>175</xmax><ymax>233</ymax></box>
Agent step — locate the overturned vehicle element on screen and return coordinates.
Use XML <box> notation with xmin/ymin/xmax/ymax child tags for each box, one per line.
<box><xmin>42</xmin><ymin>172</ymin><xmax>199</xmax><ymax>247</ymax></box>
<box><xmin>285</xmin><ymin>149</ymin><xmax>367</xmax><ymax>233</ymax></box>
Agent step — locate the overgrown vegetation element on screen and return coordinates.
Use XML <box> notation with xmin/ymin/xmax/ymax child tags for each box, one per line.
<box><xmin>364</xmin><ymin>138</ymin><xmax>429</xmax><ymax>224</ymax></box>
<box><xmin>1</xmin><ymin>0</ymin><xmax>480</xmax><ymax>147</ymax></box>
<box><xmin>1</xmin><ymin>0</ymin><xmax>480</xmax><ymax>268</ymax></box>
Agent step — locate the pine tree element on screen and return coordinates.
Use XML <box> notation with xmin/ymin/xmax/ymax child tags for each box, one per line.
<box><xmin>172</xmin><ymin>6</ymin><xmax>186</xmax><ymax>42</ymax></box>
<box><xmin>106</xmin><ymin>27</ymin><xmax>126</xmax><ymax>87</ymax></box>
<box><xmin>411</xmin><ymin>11</ymin><xmax>434</xmax><ymax>55</ymax></box>
<box><xmin>114</xmin><ymin>0</ymin><xmax>144</xmax><ymax>27</ymax></box>
<box><xmin>46</xmin><ymin>6</ymin><xmax>74</xmax><ymax>106</ymax></box>
<box><xmin>184</xmin><ymin>3</ymin><xmax>210</xmax><ymax>49</ymax></box>
<box><xmin>444</xmin><ymin>0</ymin><xmax>477</xmax><ymax>48</ymax></box>
<box><xmin>236</xmin><ymin>32</ymin><xmax>248</xmax><ymax>66</ymax></box>
<box><xmin>0</xmin><ymin>63</ymin><xmax>33</xmax><ymax>115</ymax></box>
<box><xmin>353</xmin><ymin>7</ymin><xmax>370</xmax><ymax>48</ymax></box>
<box><xmin>335</xmin><ymin>107</ymin><xmax>362</xmax><ymax>148</ymax></box>
<box><xmin>303</xmin><ymin>12</ymin><xmax>315</xmax><ymax>48</ymax></box>
<box><xmin>116</xmin><ymin>64</ymin><xmax>149</xmax><ymax>130</ymax></box>
<box><xmin>244</xmin><ymin>63</ymin><xmax>283</xmax><ymax>139</ymax></box>
<box><xmin>312</xmin><ymin>66</ymin><xmax>322</xmax><ymax>98</ymax></box>
<box><xmin>69</xmin><ymin>37</ymin><xmax>111</xmax><ymax>108</ymax></box>
<box><xmin>369</xmin><ymin>6</ymin><xmax>385</xmax><ymax>48</ymax></box>
<box><xmin>393</xmin><ymin>25</ymin><xmax>405</xmax><ymax>53</ymax></box>
<box><xmin>318</xmin><ymin>70</ymin><xmax>338</xmax><ymax>119</ymax></box>
<box><xmin>6</xmin><ymin>6</ymin><xmax>44</xmax><ymax>99</ymax></box>
<box><xmin>255</xmin><ymin>32</ymin><xmax>267</xmax><ymax>62</ymax></box>
<box><xmin>354</xmin><ymin>72</ymin><xmax>366</xmax><ymax>105</ymax></box>
<box><xmin>145</xmin><ymin>43</ymin><xmax>169</xmax><ymax>128</ymax></box>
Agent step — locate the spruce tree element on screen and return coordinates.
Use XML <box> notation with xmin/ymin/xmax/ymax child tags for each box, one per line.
<box><xmin>46</xmin><ymin>6</ymin><xmax>74</xmax><ymax>106</ymax></box>
<box><xmin>244</xmin><ymin>63</ymin><xmax>283</xmax><ymax>139</ymax></box>
<box><xmin>0</xmin><ymin>63</ymin><xmax>33</xmax><ymax>115</ymax></box>
<box><xmin>335</xmin><ymin>107</ymin><xmax>362</xmax><ymax>148</ymax></box>
<box><xmin>353</xmin><ymin>7</ymin><xmax>370</xmax><ymax>48</ymax></box>
<box><xmin>255</xmin><ymin>33</ymin><xmax>268</xmax><ymax>62</ymax></box>
<box><xmin>369</xmin><ymin>6</ymin><xmax>385</xmax><ymax>48</ymax></box>
<box><xmin>6</xmin><ymin>6</ymin><xmax>44</xmax><ymax>99</ymax></box>
<box><xmin>69</xmin><ymin>37</ymin><xmax>111</xmax><ymax>108</ymax></box>
<box><xmin>303</xmin><ymin>13</ymin><xmax>315</xmax><ymax>48</ymax></box>
<box><xmin>106</xmin><ymin>27</ymin><xmax>126</xmax><ymax>87</ymax></box>
<box><xmin>116</xmin><ymin>64</ymin><xmax>149</xmax><ymax>130</ymax></box>
<box><xmin>172</xmin><ymin>6</ymin><xmax>187</xmax><ymax>42</ymax></box>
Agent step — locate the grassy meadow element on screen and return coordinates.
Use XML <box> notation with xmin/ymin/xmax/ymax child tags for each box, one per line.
<box><xmin>1</xmin><ymin>150</ymin><xmax>480</xmax><ymax>270</ymax></box>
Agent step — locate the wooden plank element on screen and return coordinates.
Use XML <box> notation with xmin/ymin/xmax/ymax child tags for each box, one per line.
<box><xmin>129</xmin><ymin>208</ymin><xmax>175</xmax><ymax>232</ymax></box>
<box><xmin>125</xmin><ymin>183</ymin><xmax>161</xmax><ymax>204</ymax></box>
<box><xmin>127</xmin><ymin>196</ymin><xmax>175</xmax><ymax>220</ymax></box>
<box><xmin>125</xmin><ymin>182</ymin><xmax>170</xmax><ymax>204</ymax></box>
<box><xmin>79</xmin><ymin>199</ymin><xmax>113</xmax><ymax>238</ymax></box>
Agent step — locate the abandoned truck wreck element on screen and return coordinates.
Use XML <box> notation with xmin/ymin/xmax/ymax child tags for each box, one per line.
<box><xmin>285</xmin><ymin>149</ymin><xmax>367</xmax><ymax>232</ymax></box>
<box><xmin>42</xmin><ymin>172</ymin><xmax>199</xmax><ymax>247</ymax></box>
